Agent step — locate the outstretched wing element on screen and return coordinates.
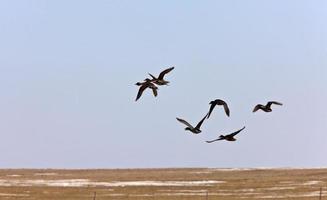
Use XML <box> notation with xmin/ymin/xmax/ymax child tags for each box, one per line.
<box><xmin>222</xmin><ymin>102</ymin><xmax>230</xmax><ymax>117</ymax></box>
<box><xmin>158</xmin><ymin>67</ymin><xmax>174</xmax><ymax>80</ymax></box>
<box><xmin>206</xmin><ymin>138</ymin><xmax>224</xmax><ymax>143</ymax></box>
<box><xmin>195</xmin><ymin>114</ymin><xmax>208</xmax><ymax>129</ymax></box>
<box><xmin>207</xmin><ymin>103</ymin><xmax>216</xmax><ymax>119</ymax></box>
<box><xmin>252</xmin><ymin>104</ymin><xmax>262</xmax><ymax>112</ymax></box>
<box><xmin>135</xmin><ymin>84</ymin><xmax>148</xmax><ymax>101</ymax></box>
<box><xmin>229</xmin><ymin>126</ymin><xmax>246</xmax><ymax>137</ymax></box>
<box><xmin>152</xmin><ymin>87</ymin><xmax>158</xmax><ymax>97</ymax></box>
<box><xmin>176</xmin><ymin>118</ymin><xmax>194</xmax><ymax>129</ymax></box>
<box><xmin>148</xmin><ymin>73</ymin><xmax>157</xmax><ymax>80</ymax></box>
<box><xmin>267</xmin><ymin>101</ymin><xmax>283</xmax><ymax>107</ymax></box>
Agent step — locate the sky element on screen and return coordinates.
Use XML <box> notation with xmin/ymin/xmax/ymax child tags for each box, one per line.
<box><xmin>0</xmin><ymin>0</ymin><xmax>326</xmax><ymax>168</ymax></box>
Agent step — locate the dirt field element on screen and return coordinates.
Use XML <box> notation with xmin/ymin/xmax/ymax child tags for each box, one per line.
<box><xmin>0</xmin><ymin>168</ymin><xmax>326</xmax><ymax>199</ymax></box>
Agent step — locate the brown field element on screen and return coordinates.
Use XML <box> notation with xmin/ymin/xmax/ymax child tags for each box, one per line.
<box><xmin>0</xmin><ymin>168</ymin><xmax>326</xmax><ymax>200</ymax></box>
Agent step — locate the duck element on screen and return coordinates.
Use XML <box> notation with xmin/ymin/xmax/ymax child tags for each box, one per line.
<box><xmin>207</xmin><ymin>99</ymin><xmax>230</xmax><ymax>118</ymax></box>
<box><xmin>253</xmin><ymin>101</ymin><xmax>283</xmax><ymax>113</ymax></box>
<box><xmin>148</xmin><ymin>67</ymin><xmax>174</xmax><ymax>86</ymax></box>
<box><xmin>135</xmin><ymin>78</ymin><xmax>158</xmax><ymax>101</ymax></box>
<box><xmin>176</xmin><ymin>114</ymin><xmax>208</xmax><ymax>134</ymax></box>
<box><xmin>206</xmin><ymin>126</ymin><xmax>245</xmax><ymax>143</ymax></box>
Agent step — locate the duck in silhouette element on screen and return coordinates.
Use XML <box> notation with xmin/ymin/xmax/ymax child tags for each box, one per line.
<box><xmin>176</xmin><ymin>114</ymin><xmax>208</xmax><ymax>134</ymax></box>
<box><xmin>207</xmin><ymin>99</ymin><xmax>230</xmax><ymax>118</ymax></box>
<box><xmin>135</xmin><ymin>78</ymin><xmax>158</xmax><ymax>101</ymax></box>
<box><xmin>253</xmin><ymin>101</ymin><xmax>283</xmax><ymax>113</ymax></box>
<box><xmin>206</xmin><ymin>126</ymin><xmax>246</xmax><ymax>143</ymax></box>
<box><xmin>148</xmin><ymin>67</ymin><xmax>174</xmax><ymax>86</ymax></box>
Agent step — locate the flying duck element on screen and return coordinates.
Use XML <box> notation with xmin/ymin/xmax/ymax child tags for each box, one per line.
<box><xmin>253</xmin><ymin>101</ymin><xmax>283</xmax><ymax>113</ymax></box>
<box><xmin>206</xmin><ymin>126</ymin><xmax>246</xmax><ymax>143</ymax></box>
<box><xmin>135</xmin><ymin>78</ymin><xmax>158</xmax><ymax>101</ymax></box>
<box><xmin>176</xmin><ymin>114</ymin><xmax>208</xmax><ymax>134</ymax></box>
<box><xmin>148</xmin><ymin>67</ymin><xmax>174</xmax><ymax>86</ymax></box>
<box><xmin>207</xmin><ymin>99</ymin><xmax>230</xmax><ymax>118</ymax></box>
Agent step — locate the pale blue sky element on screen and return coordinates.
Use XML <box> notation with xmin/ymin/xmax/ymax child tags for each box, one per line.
<box><xmin>0</xmin><ymin>0</ymin><xmax>326</xmax><ymax>168</ymax></box>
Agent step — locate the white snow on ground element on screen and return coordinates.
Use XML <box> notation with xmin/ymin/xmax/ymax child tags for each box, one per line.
<box><xmin>99</xmin><ymin>180</ymin><xmax>223</xmax><ymax>187</ymax></box>
<box><xmin>102</xmin><ymin>191</ymin><xmax>325</xmax><ymax>198</ymax></box>
<box><xmin>255</xmin><ymin>191</ymin><xmax>327</xmax><ymax>199</ymax></box>
<box><xmin>34</xmin><ymin>173</ymin><xmax>58</xmax><ymax>176</ymax></box>
<box><xmin>130</xmin><ymin>194</ymin><xmax>154</xmax><ymax>197</ymax></box>
<box><xmin>279</xmin><ymin>181</ymin><xmax>295</xmax><ymax>184</ymax></box>
<box><xmin>157</xmin><ymin>192</ymin><xmax>211</xmax><ymax>196</ymax></box>
<box><xmin>191</xmin><ymin>167</ymin><xmax>327</xmax><ymax>174</ymax></box>
<box><xmin>209</xmin><ymin>168</ymin><xmax>254</xmax><ymax>171</ymax></box>
<box><xmin>209</xmin><ymin>167</ymin><xmax>327</xmax><ymax>171</ymax></box>
<box><xmin>158</xmin><ymin>189</ymin><xmax>208</xmax><ymax>193</ymax></box>
<box><xmin>0</xmin><ymin>179</ymin><xmax>223</xmax><ymax>187</ymax></box>
<box><xmin>217</xmin><ymin>189</ymin><xmax>258</xmax><ymax>193</ymax></box>
<box><xmin>301</xmin><ymin>180</ymin><xmax>323</xmax><ymax>185</ymax></box>
<box><xmin>0</xmin><ymin>179</ymin><xmax>90</xmax><ymax>187</ymax></box>
<box><xmin>6</xmin><ymin>174</ymin><xmax>22</xmax><ymax>177</ymax></box>
<box><xmin>279</xmin><ymin>180</ymin><xmax>323</xmax><ymax>186</ymax></box>
<box><xmin>0</xmin><ymin>193</ymin><xmax>29</xmax><ymax>197</ymax></box>
<box><xmin>264</xmin><ymin>186</ymin><xmax>297</xmax><ymax>190</ymax></box>
<box><xmin>103</xmin><ymin>192</ymin><xmax>252</xmax><ymax>197</ymax></box>
<box><xmin>235</xmin><ymin>189</ymin><xmax>256</xmax><ymax>192</ymax></box>
<box><xmin>157</xmin><ymin>192</ymin><xmax>263</xmax><ymax>196</ymax></box>
<box><xmin>103</xmin><ymin>194</ymin><xmax>125</xmax><ymax>197</ymax></box>
<box><xmin>208</xmin><ymin>167</ymin><xmax>294</xmax><ymax>171</ymax></box>
<box><xmin>192</xmin><ymin>171</ymin><xmax>213</xmax><ymax>174</ymax></box>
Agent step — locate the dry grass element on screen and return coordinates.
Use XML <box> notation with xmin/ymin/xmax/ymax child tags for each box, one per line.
<box><xmin>0</xmin><ymin>168</ymin><xmax>326</xmax><ymax>199</ymax></box>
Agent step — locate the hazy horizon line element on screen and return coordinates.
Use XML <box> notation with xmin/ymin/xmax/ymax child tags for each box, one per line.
<box><xmin>1</xmin><ymin>166</ymin><xmax>327</xmax><ymax>170</ymax></box>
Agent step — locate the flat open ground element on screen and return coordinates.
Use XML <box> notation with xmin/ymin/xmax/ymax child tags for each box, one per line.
<box><xmin>0</xmin><ymin>168</ymin><xmax>326</xmax><ymax>199</ymax></box>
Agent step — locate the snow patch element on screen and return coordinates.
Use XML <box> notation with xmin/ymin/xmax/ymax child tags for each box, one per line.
<box><xmin>0</xmin><ymin>179</ymin><xmax>223</xmax><ymax>187</ymax></box>
<box><xmin>34</xmin><ymin>173</ymin><xmax>58</xmax><ymax>176</ymax></box>
<box><xmin>6</xmin><ymin>175</ymin><xmax>22</xmax><ymax>177</ymax></box>
<box><xmin>302</xmin><ymin>181</ymin><xmax>323</xmax><ymax>186</ymax></box>
<box><xmin>265</xmin><ymin>186</ymin><xmax>296</xmax><ymax>190</ymax></box>
<box><xmin>0</xmin><ymin>193</ymin><xmax>29</xmax><ymax>197</ymax></box>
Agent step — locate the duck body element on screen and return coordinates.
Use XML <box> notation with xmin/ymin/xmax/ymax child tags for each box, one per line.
<box><xmin>176</xmin><ymin>114</ymin><xmax>207</xmax><ymax>134</ymax></box>
<box><xmin>135</xmin><ymin>78</ymin><xmax>158</xmax><ymax>101</ymax></box>
<box><xmin>185</xmin><ymin>127</ymin><xmax>201</xmax><ymax>134</ymax></box>
<box><xmin>207</xmin><ymin>99</ymin><xmax>230</xmax><ymax>118</ymax></box>
<box><xmin>253</xmin><ymin>101</ymin><xmax>282</xmax><ymax>113</ymax></box>
<box><xmin>218</xmin><ymin>135</ymin><xmax>236</xmax><ymax>141</ymax></box>
<box><xmin>253</xmin><ymin>104</ymin><xmax>272</xmax><ymax>112</ymax></box>
<box><xmin>206</xmin><ymin>126</ymin><xmax>245</xmax><ymax>143</ymax></box>
<box><xmin>148</xmin><ymin>67</ymin><xmax>174</xmax><ymax>86</ymax></box>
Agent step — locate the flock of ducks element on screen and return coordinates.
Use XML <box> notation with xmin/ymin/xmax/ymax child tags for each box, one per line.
<box><xmin>135</xmin><ymin>67</ymin><xmax>174</xmax><ymax>101</ymax></box>
<box><xmin>135</xmin><ymin>67</ymin><xmax>283</xmax><ymax>143</ymax></box>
